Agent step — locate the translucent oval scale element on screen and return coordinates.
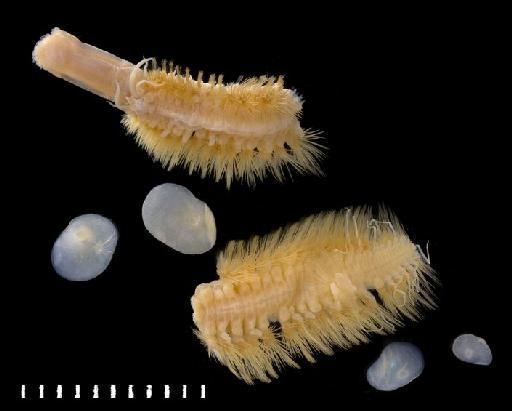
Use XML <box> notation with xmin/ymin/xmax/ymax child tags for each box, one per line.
<box><xmin>367</xmin><ymin>342</ymin><xmax>424</xmax><ymax>391</ymax></box>
<box><xmin>51</xmin><ymin>214</ymin><xmax>118</xmax><ymax>281</ymax></box>
<box><xmin>452</xmin><ymin>334</ymin><xmax>492</xmax><ymax>366</ymax></box>
<box><xmin>142</xmin><ymin>183</ymin><xmax>216</xmax><ymax>254</ymax></box>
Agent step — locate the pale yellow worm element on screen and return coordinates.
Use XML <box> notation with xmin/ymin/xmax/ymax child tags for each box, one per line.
<box><xmin>192</xmin><ymin>207</ymin><xmax>437</xmax><ymax>383</ymax></box>
<box><xmin>33</xmin><ymin>28</ymin><xmax>324</xmax><ymax>187</ymax></box>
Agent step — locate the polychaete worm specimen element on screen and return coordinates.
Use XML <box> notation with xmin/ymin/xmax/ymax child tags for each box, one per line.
<box><xmin>32</xmin><ymin>28</ymin><xmax>324</xmax><ymax>187</ymax></box>
<box><xmin>191</xmin><ymin>207</ymin><xmax>437</xmax><ymax>383</ymax></box>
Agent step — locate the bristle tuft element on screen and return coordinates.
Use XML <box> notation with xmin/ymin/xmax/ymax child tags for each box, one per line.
<box><xmin>122</xmin><ymin>64</ymin><xmax>324</xmax><ymax>187</ymax></box>
<box><xmin>192</xmin><ymin>207</ymin><xmax>437</xmax><ymax>382</ymax></box>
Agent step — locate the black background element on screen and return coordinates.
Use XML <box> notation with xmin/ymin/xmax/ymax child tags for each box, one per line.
<box><xmin>4</xmin><ymin>4</ymin><xmax>505</xmax><ymax>407</ymax></box>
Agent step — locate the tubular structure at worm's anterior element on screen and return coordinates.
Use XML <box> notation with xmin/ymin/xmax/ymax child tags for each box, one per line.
<box><xmin>33</xmin><ymin>28</ymin><xmax>324</xmax><ymax>187</ymax></box>
<box><xmin>191</xmin><ymin>207</ymin><xmax>437</xmax><ymax>383</ymax></box>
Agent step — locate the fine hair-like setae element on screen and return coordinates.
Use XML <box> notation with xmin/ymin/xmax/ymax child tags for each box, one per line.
<box><xmin>32</xmin><ymin>28</ymin><xmax>325</xmax><ymax>188</ymax></box>
<box><xmin>191</xmin><ymin>207</ymin><xmax>437</xmax><ymax>383</ymax></box>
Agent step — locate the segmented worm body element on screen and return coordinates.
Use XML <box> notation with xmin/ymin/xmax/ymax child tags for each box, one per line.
<box><xmin>33</xmin><ymin>28</ymin><xmax>324</xmax><ymax>187</ymax></box>
<box><xmin>191</xmin><ymin>207</ymin><xmax>436</xmax><ymax>383</ymax></box>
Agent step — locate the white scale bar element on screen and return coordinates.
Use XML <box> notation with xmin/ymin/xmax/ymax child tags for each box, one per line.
<box><xmin>20</xmin><ymin>384</ymin><xmax>207</xmax><ymax>399</ymax></box>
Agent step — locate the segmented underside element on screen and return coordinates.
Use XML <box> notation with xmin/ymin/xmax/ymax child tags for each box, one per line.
<box><xmin>121</xmin><ymin>62</ymin><xmax>324</xmax><ymax>187</ymax></box>
<box><xmin>191</xmin><ymin>207</ymin><xmax>437</xmax><ymax>383</ymax></box>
